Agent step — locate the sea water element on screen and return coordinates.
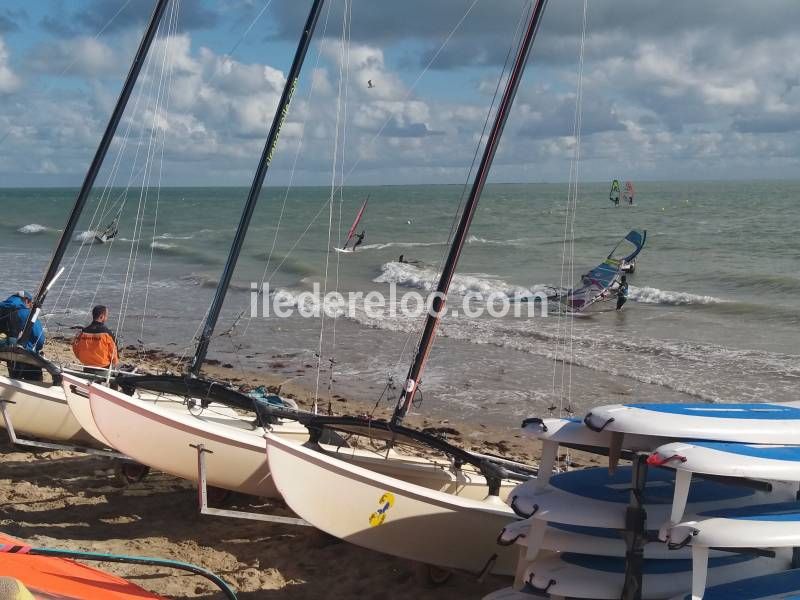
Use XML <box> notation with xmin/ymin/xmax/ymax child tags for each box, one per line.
<box><xmin>1</xmin><ymin>181</ymin><xmax>798</xmax><ymax>425</ymax></box>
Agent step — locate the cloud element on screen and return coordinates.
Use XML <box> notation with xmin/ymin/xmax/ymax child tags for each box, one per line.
<box><xmin>40</xmin><ymin>0</ymin><xmax>218</xmax><ymax>38</ymax></box>
<box><xmin>3</xmin><ymin>1</ymin><xmax>800</xmax><ymax>185</ymax></box>
<box><xmin>0</xmin><ymin>36</ymin><xmax>20</xmax><ymax>94</ymax></box>
<box><xmin>26</xmin><ymin>36</ymin><xmax>121</xmax><ymax>77</ymax></box>
<box><xmin>0</xmin><ymin>8</ymin><xmax>25</xmax><ymax>33</ymax></box>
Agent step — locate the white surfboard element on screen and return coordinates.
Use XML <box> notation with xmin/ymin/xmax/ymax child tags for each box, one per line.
<box><xmin>584</xmin><ymin>402</ymin><xmax>800</xmax><ymax>444</ymax></box>
<box><xmin>650</xmin><ymin>440</ymin><xmax>800</xmax><ymax>482</ymax></box>
<box><xmin>522</xmin><ymin>552</ymin><xmax>787</xmax><ymax>599</ymax></box>
<box><xmin>521</xmin><ymin>417</ymin><xmax>669</xmax><ymax>491</ymax></box>
<box><xmin>669</xmin><ymin>503</ymin><xmax>800</xmax><ymax>600</ymax></box>
<box><xmin>670</xmin><ymin>502</ymin><xmax>800</xmax><ymax>551</ymax></box>
<box><xmin>650</xmin><ymin>440</ymin><xmax>800</xmax><ymax>541</ymax></box>
<box><xmin>333</xmin><ymin>247</ymin><xmax>354</xmax><ymax>254</ymax></box>
<box><xmin>668</xmin><ymin>568</ymin><xmax>800</xmax><ymax>600</ymax></box>
<box><xmin>499</xmin><ymin>518</ymin><xmax>699</xmax><ymax>560</ymax></box>
<box><xmin>522</xmin><ymin>417</ymin><xmax>664</xmax><ymax>451</ymax></box>
<box><xmin>508</xmin><ymin>466</ymin><xmax>797</xmax><ymax>530</ymax></box>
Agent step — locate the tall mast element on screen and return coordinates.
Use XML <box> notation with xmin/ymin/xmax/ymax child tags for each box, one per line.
<box><xmin>392</xmin><ymin>0</ymin><xmax>549</xmax><ymax>425</ymax></box>
<box><xmin>189</xmin><ymin>0</ymin><xmax>325</xmax><ymax>376</ymax></box>
<box><xmin>20</xmin><ymin>0</ymin><xmax>171</xmax><ymax>344</ymax></box>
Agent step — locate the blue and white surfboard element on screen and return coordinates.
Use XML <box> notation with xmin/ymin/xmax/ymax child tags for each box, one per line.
<box><xmin>508</xmin><ymin>466</ymin><xmax>795</xmax><ymax>530</ymax></box>
<box><xmin>668</xmin><ymin>568</ymin><xmax>800</xmax><ymax>600</ymax></box>
<box><xmin>585</xmin><ymin>402</ymin><xmax>800</xmax><ymax>444</ymax></box>
<box><xmin>523</xmin><ymin>552</ymin><xmax>787</xmax><ymax>599</ymax></box>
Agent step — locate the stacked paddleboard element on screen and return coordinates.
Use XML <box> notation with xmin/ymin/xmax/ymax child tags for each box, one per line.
<box><xmin>487</xmin><ymin>402</ymin><xmax>800</xmax><ymax>599</ymax></box>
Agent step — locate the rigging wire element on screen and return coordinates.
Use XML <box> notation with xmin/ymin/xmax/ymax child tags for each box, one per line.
<box><xmin>385</xmin><ymin>0</ymin><xmax>532</xmax><ymax>407</ymax></box>
<box><xmin>314</xmin><ymin>0</ymin><xmax>353</xmax><ymax>414</ymax></box>
<box><xmin>141</xmin><ymin>0</ymin><xmax>181</xmax><ymax>352</ymax></box>
<box><xmin>551</xmin><ymin>0</ymin><xmax>589</xmax><ymax>419</ymax></box>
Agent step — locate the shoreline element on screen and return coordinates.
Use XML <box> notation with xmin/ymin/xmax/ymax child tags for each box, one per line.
<box><xmin>2</xmin><ymin>337</ymin><xmax>598</xmax><ymax>598</ymax></box>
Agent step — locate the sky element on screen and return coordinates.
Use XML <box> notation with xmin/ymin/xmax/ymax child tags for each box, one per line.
<box><xmin>0</xmin><ymin>0</ymin><xmax>799</xmax><ymax>187</ymax></box>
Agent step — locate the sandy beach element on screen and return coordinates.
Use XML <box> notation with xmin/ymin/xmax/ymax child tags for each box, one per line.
<box><xmin>1</xmin><ymin>336</ymin><xmax>597</xmax><ymax>599</ymax></box>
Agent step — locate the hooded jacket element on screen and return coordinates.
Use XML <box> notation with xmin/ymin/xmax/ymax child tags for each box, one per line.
<box><xmin>0</xmin><ymin>295</ymin><xmax>45</xmax><ymax>352</ymax></box>
<box><xmin>72</xmin><ymin>321</ymin><xmax>118</xmax><ymax>367</ymax></box>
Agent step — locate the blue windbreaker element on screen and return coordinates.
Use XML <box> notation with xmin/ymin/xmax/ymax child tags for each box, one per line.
<box><xmin>0</xmin><ymin>295</ymin><xmax>45</xmax><ymax>352</ymax></box>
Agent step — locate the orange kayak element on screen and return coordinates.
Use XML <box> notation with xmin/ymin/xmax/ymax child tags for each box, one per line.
<box><xmin>0</xmin><ymin>533</ymin><xmax>162</xmax><ymax>599</ymax></box>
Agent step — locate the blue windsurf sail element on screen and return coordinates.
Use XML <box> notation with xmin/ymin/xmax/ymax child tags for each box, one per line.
<box><xmin>560</xmin><ymin>230</ymin><xmax>646</xmax><ymax>312</ymax></box>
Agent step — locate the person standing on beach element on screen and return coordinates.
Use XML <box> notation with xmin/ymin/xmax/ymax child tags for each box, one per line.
<box><xmin>0</xmin><ymin>291</ymin><xmax>46</xmax><ymax>380</ymax></box>
<box><xmin>72</xmin><ymin>305</ymin><xmax>119</xmax><ymax>369</ymax></box>
<box><xmin>616</xmin><ymin>275</ymin><xmax>629</xmax><ymax>311</ymax></box>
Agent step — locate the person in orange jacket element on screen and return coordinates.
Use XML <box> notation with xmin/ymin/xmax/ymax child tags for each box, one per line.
<box><xmin>72</xmin><ymin>305</ymin><xmax>119</xmax><ymax>368</ymax></box>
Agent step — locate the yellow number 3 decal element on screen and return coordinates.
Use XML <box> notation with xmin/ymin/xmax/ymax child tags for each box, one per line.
<box><xmin>369</xmin><ymin>492</ymin><xmax>395</xmax><ymax>527</ymax></box>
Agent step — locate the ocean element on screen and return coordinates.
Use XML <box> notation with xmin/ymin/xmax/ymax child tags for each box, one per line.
<box><xmin>1</xmin><ymin>181</ymin><xmax>798</xmax><ymax>426</ymax></box>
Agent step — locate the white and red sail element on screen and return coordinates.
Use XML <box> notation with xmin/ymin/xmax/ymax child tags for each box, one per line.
<box><xmin>343</xmin><ymin>196</ymin><xmax>369</xmax><ymax>249</ymax></box>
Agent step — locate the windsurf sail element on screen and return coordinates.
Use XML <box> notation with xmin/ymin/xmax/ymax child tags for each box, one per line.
<box><xmin>609</xmin><ymin>179</ymin><xmax>620</xmax><ymax>206</ymax></box>
<box><xmin>342</xmin><ymin>196</ymin><xmax>369</xmax><ymax>249</ymax></box>
<box><xmin>560</xmin><ymin>229</ymin><xmax>646</xmax><ymax>312</ymax></box>
<box><xmin>623</xmin><ymin>180</ymin><xmax>635</xmax><ymax>205</ymax></box>
<box><xmin>607</xmin><ymin>229</ymin><xmax>646</xmax><ymax>263</ymax></box>
<box><xmin>97</xmin><ymin>218</ymin><xmax>119</xmax><ymax>243</ymax></box>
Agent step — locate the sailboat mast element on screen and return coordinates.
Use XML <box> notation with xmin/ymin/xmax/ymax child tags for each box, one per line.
<box><xmin>391</xmin><ymin>0</ymin><xmax>549</xmax><ymax>425</ymax></box>
<box><xmin>189</xmin><ymin>0</ymin><xmax>326</xmax><ymax>377</ymax></box>
<box><xmin>19</xmin><ymin>0</ymin><xmax>171</xmax><ymax>344</ymax></box>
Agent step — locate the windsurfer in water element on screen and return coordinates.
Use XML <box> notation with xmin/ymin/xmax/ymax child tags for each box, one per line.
<box><xmin>616</xmin><ymin>275</ymin><xmax>629</xmax><ymax>310</ymax></box>
<box><xmin>352</xmin><ymin>230</ymin><xmax>365</xmax><ymax>251</ymax></box>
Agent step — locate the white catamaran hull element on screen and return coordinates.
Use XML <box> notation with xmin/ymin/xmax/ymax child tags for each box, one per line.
<box><xmin>0</xmin><ymin>373</ymin><xmax>92</xmax><ymax>444</ymax></box>
<box><xmin>61</xmin><ymin>372</ymin><xmax>114</xmax><ymax>448</ymax></box>
<box><xmin>88</xmin><ymin>383</ymin><xmax>309</xmax><ymax>497</ymax></box>
<box><xmin>265</xmin><ymin>433</ymin><xmax>522</xmax><ymax>576</ymax></box>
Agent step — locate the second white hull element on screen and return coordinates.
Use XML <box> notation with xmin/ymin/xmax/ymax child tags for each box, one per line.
<box><xmin>88</xmin><ymin>383</ymin><xmax>309</xmax><ymax>497</ymax></box>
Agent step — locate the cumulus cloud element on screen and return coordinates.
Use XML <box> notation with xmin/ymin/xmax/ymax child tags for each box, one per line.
<box><xmin>26</xmin><ymin>36</ymin><xmax>121</xmax><ymax>77</ymax></box>
<box><xmin>2</xmin><ymin>1</ymin><xmax>800</xmax><ymax>184</ymax></box>
<box><xmin>40</xmin><ymin>0</ymin><xmax>217</xmax><ymax>38</ymax></box>
<box><xmin>0</xmin><ymin>36</ymin><xmax>20</xmax><ymax>94</ymax></box>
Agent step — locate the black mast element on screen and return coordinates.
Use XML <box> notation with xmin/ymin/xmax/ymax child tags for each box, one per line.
<box><xmin>392</xmin><ymin>0</ymin><xmax>549</xmax><ymax>425</ymax></box>
<box><xmin>188</xmin><ymin>0</ymin><xmax>325</xmax><ymax>377</ymax></box>
<box><xmin>20</xmin><ymin>0</ymin><xmax>171</xmax><ymax>344</ymax></box>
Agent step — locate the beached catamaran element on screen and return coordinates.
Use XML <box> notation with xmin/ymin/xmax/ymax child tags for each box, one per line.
<box><xmin>265</xmin><ymin>0</ymin><xmax>550</xmax><ymax>578</ymax></box>
<box><xmin>0</xmin><ymin>0</ymin><xmax>172</xmax><ymax>449</ymax></box>
<box><xmin>65</xmin><ymin>0</ymin><xmax>329</xmax><ymax>498</ymax></box>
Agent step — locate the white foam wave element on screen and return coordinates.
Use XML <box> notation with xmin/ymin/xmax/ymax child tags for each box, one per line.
<box><xmin>157</xmin><ymin>233</ymin><xmax>194</xmax><ymax>240</ymax></box>
<box><xmin>359</xmin><ymin>241</ymin><xmax>445</xmax><ymax>251</ymax></box>
<box><xmin>466</xmin><ymin>235</ymin><xmax>527</xmax><ymax>246</ymax></box>
<box><xmin>17</xmin><ymin>223</ymin><xmax>50</xmax><ymax>234</ymax></box>
<box><xmin>374</xmin><ymin>262</ymin><xmax>534</xmax><ymax>299</ymax></box>
<box><xmin>75</xmin><ymin>230</ymin><xmax>99</xmax><ymax>243</ymax></box>
<box><xmin>629</xmin><ymin>285</ymin><xmax>725</xmax><ymax>306</ymax></box>
<box><xmin>150</xmin><ymin>241</ymin><xmax>176</xmax><ymax>250</ymax></box>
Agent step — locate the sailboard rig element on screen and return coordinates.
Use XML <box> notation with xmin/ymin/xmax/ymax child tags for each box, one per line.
<box><xmin>557</xmin><ymin>229</ymin><xmax>646</xmax><ymax>313</ymax></box>
<box><xmin>609</xmin><ymin>179</ymin><xmax>620</xmax><ymax>206</ymax></box>
<box><xmin>336</xmin><ymin>196</ymin><xmax>369</xmax><ymax>253</ymax></box>
<box><xmin>623</xmin><ymin>180</ymin><xmax>635</xmax><ymax>205</ymax></box>
<box><xmin>95</xmin><ymin>218</ymin><xmax>119</xmax><ymax>244</ymax></box>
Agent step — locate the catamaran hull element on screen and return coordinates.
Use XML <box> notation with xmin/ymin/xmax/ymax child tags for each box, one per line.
<box><xmin>88</xmin><ymin>383</ymin><xmax>309</xmax><ymax>497</ymax></box>
<box><xmin>265</xmin><ymin>433</ymin><xmax>520</xmax><ymax>576</ymax></box>
<box><xmin>61</xmin><ymin>372</ymin><xmax>114</xmax><ymax>448</ymax></box>
<box><xmin>0</xmin><ymin>373</ymin><xmax>92</xmax><ymax>444</ymax></box>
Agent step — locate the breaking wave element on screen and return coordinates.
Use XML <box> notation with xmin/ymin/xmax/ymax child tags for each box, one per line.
<box><xmin>17</xmin><ymin>223</ymin><xmax>52</xmax><ymax>234</ymax></box>
<box><xmin>374</xmin><ymin>262</ymin><xmax>535</xmax><ymax>299</ymax></box>
<box><xmin>629</xmin><ymin>286</ymin><xmax>726</xmax><ymax>306</ymax></box>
